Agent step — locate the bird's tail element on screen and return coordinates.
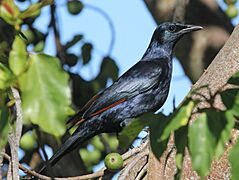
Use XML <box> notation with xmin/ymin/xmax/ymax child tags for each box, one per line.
<box><xmin>39</xmin><ymin>127</ymin><xmax>96</xmax><ymax>174</ymax></box>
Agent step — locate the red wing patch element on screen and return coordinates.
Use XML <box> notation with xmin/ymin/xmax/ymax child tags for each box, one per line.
<box><xmin>67</xmin><ymin>97</ymin><xmax>127</xmax><ymax>130</ymax></box>
<box><xmin>89</xmin><ymin>98</ymin><xmax>127</xmax><ymax>118</ymax></box>
<box><xmin>66</xmin><ymin>93</ymin><xmax>102</xmax><ymax>125</ymax></box>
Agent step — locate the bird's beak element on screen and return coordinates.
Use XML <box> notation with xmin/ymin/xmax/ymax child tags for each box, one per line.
<box><xmin>179</xmin><ymin>25</ymin><xmax>203</xmax><ymax>34</ymax></box>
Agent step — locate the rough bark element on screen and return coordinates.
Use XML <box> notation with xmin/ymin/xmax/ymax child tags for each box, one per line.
<box><xmin>147</xmin><ymin>22</ymin><xmax>239</xmax><ymax>179</ymax></box>
<box><xmin>7</xmin><ymin>88</ymin><xmax>23</xmax><ymax>180</ymax></box>
<box><xmin>144</xmin><ymin>0</ymin><xmax>234</xmax><ymax>83</ymax></box>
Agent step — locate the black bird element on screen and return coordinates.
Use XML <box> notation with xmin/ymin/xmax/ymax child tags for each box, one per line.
<box><xmin>40</xmin><ymin>22</ymin><xmax>202</xmax><ymax>172</ymax></box>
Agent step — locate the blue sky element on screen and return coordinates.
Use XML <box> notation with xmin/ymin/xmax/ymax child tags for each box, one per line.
<box><xmin>16</xmin><ymin>0</ymin><xmax>239</xmax><ymax>115</ymax></box>
<box><xmin>33</xmin><ymin>0</ymin><xmax>192</xmax><ymax>115</ymax></box>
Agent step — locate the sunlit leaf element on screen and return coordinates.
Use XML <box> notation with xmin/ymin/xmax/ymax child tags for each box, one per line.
<box><xmin>19</xmin><ymin>3</ymin><xmax>41</xmax><ymax>19</ymax></box>
<box><xmin>0</xmin><ymin>63</ymin><xmax>15</xmax><ymax>89</ymax></box>
<box><xmin>161</xmin><ymin>100</ymin><xmax>194</xmax><ymax>140</ymax></box>
<box><xmin>9</xmin><ymin>36</ymin><xmax>28</xmax><ymax>75</ymax></box>
<box><xmin>188</xmin><ymin>110</ymin><xmax>234</xmax><ymax>178</ymax></box>
<box><xmin>0</xmin><ymin>0</ymin><xmax>22</xmax><ymax>26</ymax></box>
<box><xmin>189</xmin><ymin>112</ymin><xmax>213</xmax><ymax>177</ymax></box>
<box><xmin>19</xmin><ymin>54</ymin><xmax>73</xmax><ymax>137</ymax></box>
<box><xmin>19</xmin><ymin>0</ymin><xmax>53</xmax><ymax>19</ymax></box>
<box><xmin>229</xmin><ymin>139</ymin><xmax>239</xmax><ymax>180</ymax></box>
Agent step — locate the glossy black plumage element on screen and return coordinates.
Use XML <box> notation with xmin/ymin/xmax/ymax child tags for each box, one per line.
<box><xmin>40</xmin><ymin>22</ymin><xmax>202</xmax><ymax>172</ymax></box>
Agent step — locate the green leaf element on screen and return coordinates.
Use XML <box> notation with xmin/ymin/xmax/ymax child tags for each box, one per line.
<box><xmin>221</xmin><ymin>88</ymin><xmax>239</xmax><ymax>117</ymax></box>
<box><xmin>149</xmin><ymin>114</ymin><xmax>169</xmax><ymax>158</ymax></box>
<box><xmin>9</xmin><ymin>36</ymin><xmax>28</xmax><ymax>75</ymax></box>
<box><xmin>188</xmin><ymin>110</ymin><xmax>234</xmax><ymax>178</ymax></box>
<box><xmin>34</xmin><ymin>41</ymin><xmax>45</xmax><ymax>52</ymax></box>
<box><xmin>19</xmin><ymin>0</ymin><xmax>53</xmax><ymax>19</ymax></box>
<box><xmin>0</xmin><ymin>63</ymin><xmax>15</xmax><ymax>89</ymax></box>
<box><xmin>95</xmin><ymin>57</ymin><xmax>119</xmax><ymax>89</ymax></box>
<box><xmin>64</xmin><ymin>34</ymin><xmax>83</xmax><ymax>49</ymax></box>
<box><xmin>19</xmin><ymin>3</ymin><xmax>41</xmax><ymax>19</ymax></box>
<box><xmin>81</xmin><ymin>43</ymin><xmax>93</xmax><ymax>65</ymax></box>
<box><xmin>0</xmin><ymin>0</ymin><xmax>22</xmax><ymax>26</ymax></box>
<box><xmin>189</xmin><ymin>112</ymin><xmax>213</xmax><ymax>177</ymax></box>
<box><xmin>19</xmin><ymin>54</ymin><xmax>73</xmax><ymax>137</ymax></box>
<box><xmin>118</xmin><ymin>117</ymin><xmax>148</xmax><ymax>150</ymax></box>
<box><xmin>161</xmin><ymin>100</ymin><xmax>194</xmax><ymax>140</ymax></box>
<box><xmin>228</xmin><ymin>71</ymin><xmax>239</xmax><ymax>85</ymax></box>
<box><xmin>207</xmin><ymin>110</ymin><xmax>235</xmax><ymax>157</ymax></box>
<box><xmin>229</xmin><ymin>139</ymin><xmax>239</xmax><ymax>180</ymax></box>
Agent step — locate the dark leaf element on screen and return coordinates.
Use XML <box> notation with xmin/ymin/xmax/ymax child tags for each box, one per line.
<box><xmin>66</xmin><ymin>53</ymin><xmax>78</xmax><ymax>67</ymax></box>
<box><xmin>0</xmin><ymin>107</ymin><xmax>9</xmax><ymax>149</ymax></box>
<box><xmin>228</xmin><ymin>71</ymin><xmax>239</xmax><ymax>85</ymax></box>
<box><xmin>81</xmin><ymin>43</ymin><xmax>93</xmax><ymax>65</ymax></box>
<box><xmin>118</xmin><ymin>116</ymin><xmax>148</xmax><ymax>150</ymax></box>
<box><xmin>64</xmin><ymin>34</ymin><xmax>83</xmax><ymax>50</ymax></box>
<box><xmin>221</xmin><ymin>88</ymin><xmax>239</xmax><ymax>117</ymax></box>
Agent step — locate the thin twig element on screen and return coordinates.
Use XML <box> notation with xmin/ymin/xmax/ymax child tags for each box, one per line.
<box><xmin>119</xmin><ymin>151</ymin><xmax>149</xmax><ymax>180</ymax></box>
<box><xmin>135</xmin><ymin>163</ymin><xmax>148</xmax><ymax>180</ymax></box>
<box><xmin>0</xmin><ymin>149</ymin><xmax>5</xmax><ymax>179</ymax></box>
<box><xmin>122</xmin><ymin>140</ymin><xmax>148</xmax><ymax>160</ymax></box>
<box><xmin>50</xmin><ymin>3</ymin><xmax>66</xmax><ymax>63</ymax></box>
<box><xmin>3</xmin><ymin>141</ymin><xmax>149</xmax><ymax>179</ymax></box>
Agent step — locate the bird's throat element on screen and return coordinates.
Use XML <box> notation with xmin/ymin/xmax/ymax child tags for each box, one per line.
<box><xmin>141</xmin><ymin>41</ymin><xmax>173</xmax><ymax>61</ymax></box>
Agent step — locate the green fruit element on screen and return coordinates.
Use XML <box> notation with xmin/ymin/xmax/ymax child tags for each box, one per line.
<box><xmin>224</xmin><ymin>0</ymin><xmax>237</xmax><ymax>5</ymax></box>
<box><xmin>66</xmin><ymin>53</ymin><xmax>78</xmax><ymax>66</ymax></box>
<box><xmin>67</xmin><ymin>0</ymin><xmax>84</xmax><ymax>15</ymax></box>
<box><xmin>226</xmin><ymin>5</ymin><xmax>238</xmax><ymax>18</ymax></box>
<box><xmin>20</xmin><ymin>131</ymin><xmax>37</xmax><ymax>150</ymax></box>
<box><xmin>104</xmin><ymin>153</ymin><xmax>123</xmax><ymax>171</ymax></box>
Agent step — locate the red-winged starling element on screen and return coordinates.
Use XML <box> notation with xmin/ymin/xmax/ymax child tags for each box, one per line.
<box><xmin>40</xmin><ymin>22</ymin><xmax>202</xmax><ymax>172</ymax></box>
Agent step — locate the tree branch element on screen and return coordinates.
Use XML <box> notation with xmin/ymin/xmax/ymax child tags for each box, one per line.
<box><xmin>173</xmin><ymin>0</ymin><xmax>190</xmax><ymax>22</ymax></box>
<box><xmin>3</xmin><ymin>141</ymin><xmax>148</xmax><ymax>179</ymax></box>
<box><xmin>7</xmin><ymin>87</ymin><xmax>23</xmax><ymax>180</ymax></box>
<box><xmin>50</xmin><ymin>3</ymin><xmax>66</xmax><ymax>63</ymax></box>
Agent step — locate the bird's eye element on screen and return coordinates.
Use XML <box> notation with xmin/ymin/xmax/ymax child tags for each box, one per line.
<box><xmin>168</xmin><ymin>25</ymin><xmax>176</xmax><ymax>32</ymax></box>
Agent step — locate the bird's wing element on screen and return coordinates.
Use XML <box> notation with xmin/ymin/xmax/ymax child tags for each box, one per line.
<box><xmin>67</xmin><ymin>58</ymin><xmax>169</xmax><ymax>129</ymax></box>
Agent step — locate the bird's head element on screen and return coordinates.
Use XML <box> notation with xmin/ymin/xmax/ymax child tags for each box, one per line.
<box><xmin>152</xmin><ymin>22</ymin><xmax>203</xmax><ymax>45</ymax></box>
